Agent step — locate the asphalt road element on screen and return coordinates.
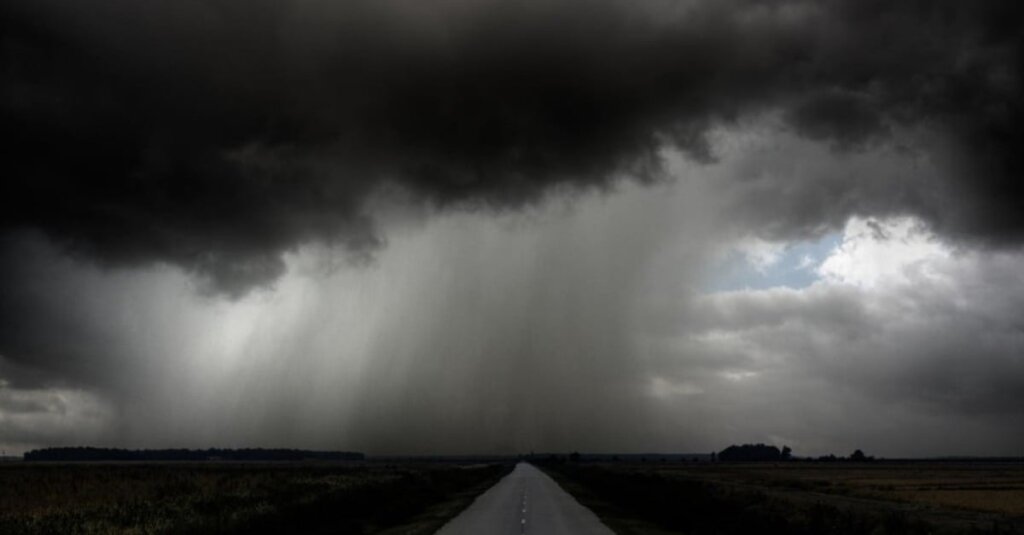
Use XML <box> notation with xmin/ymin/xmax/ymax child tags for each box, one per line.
<box><xmin>436</xmin><ymin>462</ymin><xmax>615</xmax><ymax>535</ymax></box>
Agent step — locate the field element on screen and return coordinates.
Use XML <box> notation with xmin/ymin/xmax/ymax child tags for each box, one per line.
<box><xmin>540</xmin><ymin>460</ymin><xmax>1024</xmax><ymax>534</ymax></box>
<box><xmin>7</xmin><ymin>458</ymin><xmax>1022</xmax><ymax>534</ymax></box>
<box><xmin>0</xmin><ymin>461</ymin><xmax>510</xmax><ymax>534</ymax></box>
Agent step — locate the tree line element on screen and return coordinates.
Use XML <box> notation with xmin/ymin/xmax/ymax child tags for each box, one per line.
<box><xmin>23</xmin><ymin>447</ymin><xmax>364</xmax><ymax>462</ymax></box>
<box><xmin>716</xmin><ymin>444</ymin><xmax>873</xmax><ymax>462</ymax></box>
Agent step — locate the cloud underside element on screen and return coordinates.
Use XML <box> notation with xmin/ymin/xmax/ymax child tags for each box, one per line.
<box><xmin>3</xmin><ymin>186</ymin><xmax>1023</xmax><ymax>455</ymax></box>
<box><xmin>1</xmin><ymin>0</ymin><xmax>1023</xmax><ymax>455</ymax></box>
<box><xmin>2</xmin><ymin>0</ymin><xmax>1022</xmax><ymax>293</ymax></box>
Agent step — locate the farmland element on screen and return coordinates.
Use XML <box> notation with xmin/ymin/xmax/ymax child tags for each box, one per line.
<box><xmin>0</xmin><ymin>461</ymin><xmax>510</xmax><ymax>534</ymax></box>
<box><xmin>541</xmin><ymin>460</ymin><xmax>1024</xmax><ymax>534</ymax></box>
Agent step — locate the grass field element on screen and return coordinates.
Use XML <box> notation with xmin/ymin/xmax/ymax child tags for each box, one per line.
<box><xmin>540</xmin><ymin>461</ymin><xmax>1024</xmax><ymax>534</ymax></box>
<box><xmin>696</xmin><ymin>462</ymin><xmax>1024</xmax><ymax>516</ymax></box>
<box><xmin>0</xmin><ymin>461</ymin><xmax>511</xmax><ymax>534</ymax></box>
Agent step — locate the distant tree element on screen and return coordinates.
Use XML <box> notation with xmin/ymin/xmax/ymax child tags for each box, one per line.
<box><xmin>569</xmin><ymin>451</ymin><xmax>581</xmax><ymax>463</ymax></box>
<box><xmin>781</xmin><ymin>446</ymin><xmax>792</xmax><ymax>460</ymax></box>
<box><xmin>718</xmin><ymin>444</ymin><xmax>782</xmax><ymax>462</ymax></box>
<box><xmin>850</xmin><ymin>449</ymin><xmax>867</xmax><ymax>462</ymax></box>
<box><xmin>710</xmin><ymin>452</ymin><xmax>717</xmax><ymax>462</ymax></box>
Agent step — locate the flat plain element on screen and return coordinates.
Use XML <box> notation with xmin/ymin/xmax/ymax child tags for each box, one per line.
<box><xmin>0</xmin><ymin>461</ymin><xmax>510</xmax><ymax>534</ymax></box>
<box><xmin>5</xmin><ymin>458</ymin><xmax>1022</xmax><ymax>534</ymax></box>
<box><xmin>541</xmin><ymin>460</ymin><xmax>1024</xmax><ymax>534</ymax></box>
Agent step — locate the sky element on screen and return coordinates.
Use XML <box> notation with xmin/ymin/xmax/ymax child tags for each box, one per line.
<box><xmin>1</xmin><ymin>0</ymin><xmax>1022</xmax><ymax>457</ymax></box>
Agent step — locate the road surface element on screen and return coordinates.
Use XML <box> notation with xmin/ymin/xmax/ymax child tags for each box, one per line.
<box><xmin>436</xmin><ymin>462</ymin><xmax>615</xmax><ymax>535</ymax></box>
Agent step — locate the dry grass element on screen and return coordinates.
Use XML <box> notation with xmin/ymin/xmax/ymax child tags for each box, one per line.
<box><xmin>662</xmin><ymin>462</ymin><xmax>1024</xmax><ymax>515</ymax></box>
<box><xmin>543</xmin><ymin>461</ymin><xmax>1024</xmax><ymax>534</ymax></box>
<box><xmin>0</xmin><ymin>461</ymin><xmax>510</xmax><ymax>534</ymax></box>
<box><xmin>887</xmin><ymin>489</ymin><xmax>1024</xmax><ymax>515</ymax></box>
<box><xmin>766</xmin><ymin>463</ymin><xmax>1024</xmax><ymax>516</ymax></box>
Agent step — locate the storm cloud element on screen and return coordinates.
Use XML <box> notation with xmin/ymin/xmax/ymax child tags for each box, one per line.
<box><xmin>2</xmin><ymin>0</ymin><xmax>1022</xmax><ymax>292</ymax></box>
<box><xmin>1</xmin><ymin>0</ymin><xmax>1023</xmax><ymax>456</ymax></box>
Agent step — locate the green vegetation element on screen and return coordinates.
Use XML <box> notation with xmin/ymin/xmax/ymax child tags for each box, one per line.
<box><xmin>0</xmin><ymin>461</ymin><xmax>510</xmax><ymax>534</ymax></box>
<box><xmin>540</xmin><ymin>461</ymin><xmax>1024</xmax><ymax>535</ymax></box>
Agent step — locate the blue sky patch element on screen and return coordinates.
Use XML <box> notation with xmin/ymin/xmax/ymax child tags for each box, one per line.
<box><xmin>705</xmin><ymin>233</ymin><xmax>842</xmax><ymax>292</ymax></box>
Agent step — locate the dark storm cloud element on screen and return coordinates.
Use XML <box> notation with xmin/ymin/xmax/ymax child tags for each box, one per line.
<box><xmin>785</xmin><ymin>90</ymin><xmax>886</xmax><ymax>149</ymax></box>
<box><xmin>1</xmin><ymin>0</ymin><xmax>1021</xmax><ymax>293</ymax></box>
<box><xmin>0</xmin><ymin>232</ymin><xmax>156</xmax><ymax>391</ymax></box>
<box><xmin>3</xmin><ymin>0</ymin><xmax>1024</xmax><ymax>455</ymax></box>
